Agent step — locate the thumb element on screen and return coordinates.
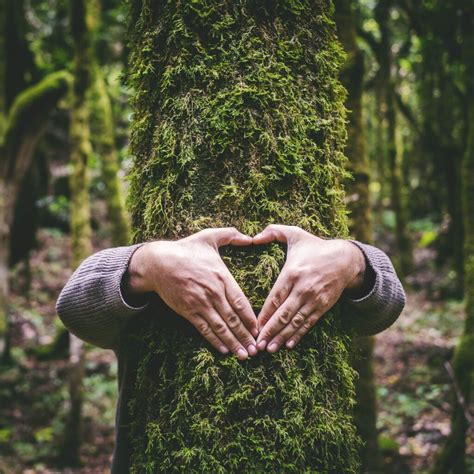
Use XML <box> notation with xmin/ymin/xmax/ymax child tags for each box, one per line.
<box><xmin>253</xmin><ymin>224</ymin><xmax>299</xmax><ymax>245</ymax></box>
<box><xmin>201</xmin><ymin>227</ymin><xmax>253</xmax><ymax>248</ymax></box>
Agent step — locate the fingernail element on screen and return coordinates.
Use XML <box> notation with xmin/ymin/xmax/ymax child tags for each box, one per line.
<box><xmin>237</xmin><ymin>348</ymin><xmax>248</xmax><ymax>360</ymax></box>
<box><xmin>252</xmin><ymin>328</ymin><xmax>259</xmax><ymax>338</ymax></box>
<box><xmin>286</xmin><ymin>340</ymin><xmax>295</xmax><ymax>349</ymax></box>
<box><xmin>257</xmin><ymin>340</ymin><xmax>267</xmax><ymax>351</ymax></box>
<box><xmin>247</xmin><ymin>344</ymin><xmax>257</xmax><ymax>356</ymax></box>
<box><xmin>219</xmin><ymin>345</ymin><xmax>229</xmax><ymax>354</ymax></box>
<box><xmin>268</xmin><ymin>342</ymin><xmax>278</xmax><ymax>353</ymax></box>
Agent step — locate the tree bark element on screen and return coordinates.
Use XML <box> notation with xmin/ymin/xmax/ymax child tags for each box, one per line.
<box><xmin>125</xmin><ymin>1</ymin><xmax>360</xmax><ymax>471</ymax></box>
<box><xmin>89</xmin><ymin>0</ymin><xmax>130</xmax><ymax>246</ymax></box>
<box><xmin>57</xmin><ymin>0</ymin><xmax>94</xmax><ymax>465</ymax></box>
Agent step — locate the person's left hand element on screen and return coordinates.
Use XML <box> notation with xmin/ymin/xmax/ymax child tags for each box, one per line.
<box><xmin>253</xmin><ymin>225</ymin><xmax>368</xmax><ymax>353</ymax></box>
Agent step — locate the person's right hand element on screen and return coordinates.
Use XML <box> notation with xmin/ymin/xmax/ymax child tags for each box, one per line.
<box><xmin>124</xmin><ymin>228</ymin><xmax>258</xmax><ymax>360</ymax></box>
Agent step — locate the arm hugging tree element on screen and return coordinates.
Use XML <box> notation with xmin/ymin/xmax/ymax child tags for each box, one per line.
<box><xmin>124</xmin><ymin>0</ymin><xmax>360</xmax><ymax>471</ymax></box>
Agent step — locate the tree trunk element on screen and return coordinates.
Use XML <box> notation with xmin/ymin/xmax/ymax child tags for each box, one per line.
<box><xmin>0</xmin><ymin>182</ymin><xmax>14</xmax><ymax>362</ymax></box>
<box><xmin>89</xmin><ymin>0</ymin><xmax>130</xmax><ymax>246</ymax></box>
<box><xmin>57</xmin><ymin>0</ymin><xmax>93</xmax><ymax>465</ymax></box>
<box><xmin>125</xmin><ymin>1</ymin><xmax>360</xmax><ymax>472</ymax></box>
<box><xmin>434</xmin><ymin>8</ymin><xmax>474</xmax><ymax>470</ymax></box>
<box><xmin>335</xmin><ymin>1</ymin><xmax>381</xmax><ymax>471</ymax></box>
<box><xmin>376</xmin><ymin>0</ymin><xmax>412</xmax><ymax>277</ymax></box>
<box><xmin>90</xmin><ymin>68</ymin><xmax>130</xmax><ymax>246</ymax></box>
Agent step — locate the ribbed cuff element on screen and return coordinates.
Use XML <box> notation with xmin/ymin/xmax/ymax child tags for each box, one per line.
<box><xmin>345</xmin><ymin>240</ymin><xmax>383</xmax><ymax>310</ymax></box>
<box><xmin>342</xmin><ymin>239</ymin><xmax>406</xmax><ymax>335</ymax></box>
<box><xmin>104</xmin><ymin>243</ymin><xmax>151</xmax><ymax>316</ymax></box>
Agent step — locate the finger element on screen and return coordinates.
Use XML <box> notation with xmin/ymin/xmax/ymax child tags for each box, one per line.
<box><xmin>190</xmin><ymin>315</ymin><xmax>229</xmax><ymax>355</ymax></box>
<box><xmin>252</xmin><ymin>224</ymin><xmax>301</xmax><ymax>245</ymax></box>
<box><xmin>266</xmin><ymin>303</ymin><xmax>316</xmax><ymax>353</ymax></box>
<box><xmin>257</xmin><ymin>267</ymin><xmax>293</xmax><ymax>329</ymax></box>
<box><xmin>284</xmin><ymin>310</ymin><xmax>324</xmax><ymax>349</ymax></box>
<box><xmin>225</xmin><ymin>275</ymin><xmax>259</xmax><ymax>338</ymax></box>
<box><xmin>201</xmin><ymin>227</ymin><xmax>252</xmax><ymax>247</ymax></box>
<box><xmin>256</xmin><ymin>293</ymin><xmax>302</xmax><ymax>350</ymax></box>
<box><xmin>202</xmin><ymin>307</ymin><xmax>249</xmax><ymax>360</ymax></box>
<box><xmin>213</xmin><ymin>297</ymin><xmax>257</xmax><ymax>356</ymax></box>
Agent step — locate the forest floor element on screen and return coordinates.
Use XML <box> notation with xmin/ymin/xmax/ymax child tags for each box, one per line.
<box><xmin>0</xmin><ymin>228</ymin><xmax>473</xmax><ymax>473</ymax></box>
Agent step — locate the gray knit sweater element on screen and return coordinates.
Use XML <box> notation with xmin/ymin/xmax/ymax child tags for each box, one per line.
<box><xmin>56</xmin><ymin>240</ymin><xmax>405</xmax><ymax>472</ymax></box>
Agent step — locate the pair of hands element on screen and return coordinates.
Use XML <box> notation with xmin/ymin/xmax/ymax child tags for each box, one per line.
<box><xmin>125</xmin><ymin>225</ymin><xmax>368</xmax><ymax>361</ymax></box>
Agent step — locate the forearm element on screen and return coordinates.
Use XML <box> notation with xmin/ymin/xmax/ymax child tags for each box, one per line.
<box><xmin>56</xmin><ymin>244</ymin><xmax>149</xmax><ymax>350</ymax></box>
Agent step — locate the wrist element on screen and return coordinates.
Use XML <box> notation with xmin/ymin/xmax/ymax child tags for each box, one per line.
<box><xmin>123</xmin><ymin>242</ymin><xmax>157</xmax><ymax>295</ymax></box>
<box><xmin>344</xmin><ymin>241</ymin><xmax>366</xmax><ymax>291</ymax></box>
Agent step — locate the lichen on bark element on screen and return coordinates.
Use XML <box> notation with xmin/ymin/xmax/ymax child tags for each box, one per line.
<box><xmin>125</xmin><ymin>1</ymin><xmax>360</xmax><ymax>472</ymax></box>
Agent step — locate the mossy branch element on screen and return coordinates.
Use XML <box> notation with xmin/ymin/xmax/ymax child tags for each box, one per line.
<box><xmin>3</xmin><ymin>71</ymin><xmax>72</xmax><ymax>182</ymax></box>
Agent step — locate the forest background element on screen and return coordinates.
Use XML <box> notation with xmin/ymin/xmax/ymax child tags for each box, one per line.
<box><xmin>0</xmin><ymin>0</ymin><xmax>473</xmax><ymax>472</ymax></box>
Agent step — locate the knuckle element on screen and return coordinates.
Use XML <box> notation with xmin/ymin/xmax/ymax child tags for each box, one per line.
<box><xmin>291</xmin><ymin>314</ymin><xmax>305</xmax><ymax>328</ymax></box>
<box><xmin>231</xmin><ymin>296</ymin><xmax>246</xmax><ymax>312</ymax></box>
<box><xmin>287</xmin><ymin>269</ymin><xmax>300</xmax><ymax>282</ymax></box>
<box><xmin>226</xmin><ymin>313</ymin><xmax>240</xmax><ymax>328</ymax></box>
<box><xmin>277</xmin><ymin>310</ymin><xmax>292</xmax><ymax>325</ymax></box>
<box><xmin>302</xmin><ymin>320</ymin><xmax>313</xmax><ymax>331</ymax></box>
<box><xmin>213</xmin><ymin>321</ymin><xmax>227</xmax><ymax>335</ymax></box>
<box><xmin>318</xmin><ymin>293</ymin><xmax>330</xmax><ymax>308</ymax></box>
<box><xmin>197</xmin><ymin>321</ymin><xmax>211</xmax><ymax>335</ymax></box>
<box><xmin>271</xmin><ymin>296</ymin><xmax>281</xmax><ymax>309</ymax></box>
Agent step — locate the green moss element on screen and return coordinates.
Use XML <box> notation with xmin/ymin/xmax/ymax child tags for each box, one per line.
<box><xmin>4</xmin><ymin>71</ymin><xmax>71</xmax><ymax>159</ymax></box>
<box><xmin>70</xmin><ymin>0</ymin><xmax>93</xmax><ymax>269</ymax></box>
<box><xmin>88</xmin><ymin>0</ymin><xmax>130</xmax><ymax>246</ymax></box>
<box><xmin>126</xmin><ymin>0</ymin><xmax>359</xmax><ymax>471</ymax></box>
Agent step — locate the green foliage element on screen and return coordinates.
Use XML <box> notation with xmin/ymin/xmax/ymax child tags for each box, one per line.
<box><xmin>125</xmin><ymin>0</ymin><xmax>360</xmax><ymax>472</ymax></box>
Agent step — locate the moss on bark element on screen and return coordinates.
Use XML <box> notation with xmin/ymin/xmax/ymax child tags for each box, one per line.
<box><xmin>69</xmin><ymin>0</ymin><xmax>93</xmax><ymax>269</ymax></box>
<box><xmin>126</xmin><ymin>1</ymin><xmax>360</xmax><ymax>472</ymax></box>
<box><xmin>89</xmin><ymin>0</ymin><xmax>130</xmax><ymax>246</ymax></box>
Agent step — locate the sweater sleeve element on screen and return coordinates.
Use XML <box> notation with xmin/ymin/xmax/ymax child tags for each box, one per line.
<box><xmin>56</xmin><ymin>244</ymin><xmax>150</xmax><ymax>350</ymax></box>
<box><xmin>342</xmin><ymin>240</ymin><xmax>406</xmax><ymax>336</ymax></box>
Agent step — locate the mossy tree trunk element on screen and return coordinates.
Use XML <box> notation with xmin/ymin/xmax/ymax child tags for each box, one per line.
<box><xmin>125</xmin><ymin>1</ymin><xmax>361</xmax><ymax>472</ymax></box>
<box><xmin>57</xmin><ymin>0</ymin><xmax>94</xmax><ymax>465</ymax></box>
<box><xmin>434</xmin><ymin>6</ymin><xmax>474</xmax><ymax>471</ymax></box>
<box><xmin>335</xmin><ymin>1</ymin><xmax>381</xmax><ymax>471</ymax></box>
<box><xmin>89</xmin><ymin>0</ymin><xmax>130</xmax><ymax>246</ymax></box>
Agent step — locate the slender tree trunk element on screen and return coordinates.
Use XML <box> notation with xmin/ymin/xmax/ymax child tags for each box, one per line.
<box><xmin>0</xmin><ymin>183</ymin><xmax>14</xmax><ymax>362</ymax></box>
<box><xmin>434</xmin><ymin>9</ymin><xmax>474</xmax><ymax>470</ymax></box>
<box><xmin>89</xmin><ymin>0</ymin><xmax>130</xmax><ymax>246</ymax></box>
<box><xmin>57</xmin><ymin>0</ymin><xmax>93</xmax><ymax>465</ymax></box>
<box><xmin>125</xmin><ymin>1</ymin><xmax>360</xmax><ymax>471</ymax></box>
<box><xmin>335</xmin><ymin>1</ymin><xmax>381</xmax><ymax>471</ymax></box>
<box><xmin>376</xmin><ymin>0</ymin><xmax>412</xmax><ymax>276</ymax></box>
<box><xmin>90</xmin><ymin>69</ymin><xmax>130</xmax><ymax>245</ymax></box>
